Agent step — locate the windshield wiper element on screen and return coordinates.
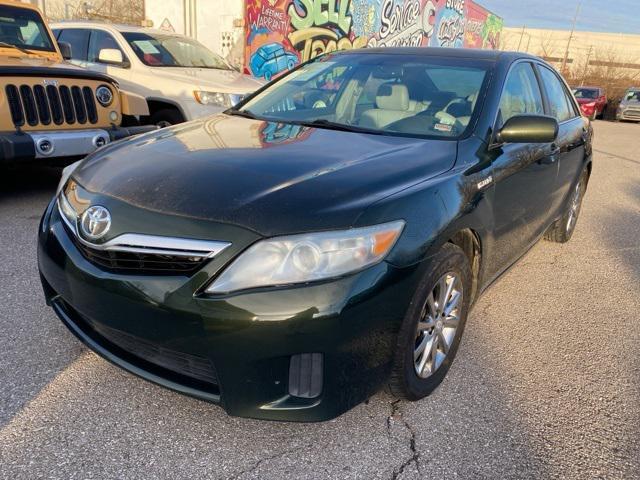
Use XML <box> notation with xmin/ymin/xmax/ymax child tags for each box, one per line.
<box><xmin>294</xmin><ymin>118</ymin><xmax>383</xmax><ymax>135</ymax></box>
<box><xmin>0</xmin><ymin>41</ymin><xmax>32</xmax><ymax>55</ymax></box>
<box><xmin>225</xmin><ymin>108</ymin><xmax>259</xmax><ymax>119</ymax></box>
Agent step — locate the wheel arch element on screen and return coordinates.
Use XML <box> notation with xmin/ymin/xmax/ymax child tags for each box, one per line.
<box><xmin>447</xmin><ymin>228</ymin><xmax>482</xmax><ymax>302</ymax></box>
<box><xmin>146</xmin><ymin>97</ymin><xmax>187</xmax><ymax>122</ymax></box>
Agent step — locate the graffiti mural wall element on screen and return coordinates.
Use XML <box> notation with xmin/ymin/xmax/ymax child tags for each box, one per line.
<box><xmin>244</xmin><ymin>0</ymin><xmax>503</xmax><ymax>80</ymax></box>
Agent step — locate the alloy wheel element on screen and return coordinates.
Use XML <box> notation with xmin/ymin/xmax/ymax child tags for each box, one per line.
<box><xmin>414</xmin><ymin>272</ymin><xmax>463</xmax><ymax>379</ymax></box>
<box><xmin>566</xmin><ymin>180</ymin><xmax>583</xmax><ymax>232</ymax></box>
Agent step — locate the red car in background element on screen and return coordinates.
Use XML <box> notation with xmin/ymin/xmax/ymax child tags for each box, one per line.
<box><xmin>572</xmin><ymin>86</ymin><xmax>607</xmax><ymax>120</ymax></box>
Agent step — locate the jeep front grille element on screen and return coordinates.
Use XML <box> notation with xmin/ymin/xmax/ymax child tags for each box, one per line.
<box><xmin>5</xmin><ymin>83</ymin><xmax>99</xmax><ymax>128</ymax></box>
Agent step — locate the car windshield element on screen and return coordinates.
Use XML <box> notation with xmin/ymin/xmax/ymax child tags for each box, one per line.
<box><xmin>0</xmin><ymin>5</ymin><xmax>55</xmax><ymax>52</ymax></box>
<box><xmin>573</xmin><ymin>88</ymin><xmax>599</xmax><ymax>99</ymax></box>
<box><xmin>236</xmin><ymin>53</ymin><xmax>490</xmax><ymax>139</ymax></box>
<box><xmin>122</xmin><ymin>31</ymin><xmax>231</xmax><ymax>69</ymax></box>
<box><xmin>624</xmin><ymin>90</ymin><xmax>640</xmax><ymax>102</ymax></box>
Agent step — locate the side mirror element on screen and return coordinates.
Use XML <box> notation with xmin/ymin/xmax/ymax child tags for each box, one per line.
<box><xmin>496</xmin><ymin>115</ymin><xmax>558</xmax><ymax>144</ymax></box>
<box><xmin>98</xmin><ymin>48</ymin><xmax>128</xmax><ymax>67</ymax></box>
<box><xmin>58</xmin><ymin>41</ymin><xmax>72</xmax><ymax>60</ymax></box>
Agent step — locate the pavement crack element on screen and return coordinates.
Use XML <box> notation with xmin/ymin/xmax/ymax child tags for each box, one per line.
<box><xmin>227</xmin><ymin>445</ymin><xmax>306</xmax><ymax>479</ymax></box>
<box><xmin>386</xmin><ymin>399</ymin><xmax>421</xmax><ymax>479</ymax></box>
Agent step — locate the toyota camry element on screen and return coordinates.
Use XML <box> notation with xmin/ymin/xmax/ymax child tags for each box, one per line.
<box><xmin>38</xmin><ymin>48</ymin><xmax>592</xmax><ymax>422</ymax></box>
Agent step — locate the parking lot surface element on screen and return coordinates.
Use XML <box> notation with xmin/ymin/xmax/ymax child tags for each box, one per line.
<box><xmin>1</xmin><ymin>121</ymin><xmax>638</xmax><ymax>479</ymax></box>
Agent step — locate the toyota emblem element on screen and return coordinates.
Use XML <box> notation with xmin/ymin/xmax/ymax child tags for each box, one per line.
<box><xmin>80</xmin><ymin>206</ymin><xmax>111</xmax><ymax>240</ymax></box>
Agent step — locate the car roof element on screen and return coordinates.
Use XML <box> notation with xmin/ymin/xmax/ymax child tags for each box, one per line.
<box><xmin>50</xmin><ymin>20</ymin><xmax>181</xmax><ymax>37</ymax></box>
<box><xmin>336</xmin><ymin>47</ymin><xmax>536</xmax><ymax>63</ymax></box>
<box><xmin>260</xmin><ymin>43</ymin><xmax>285</xmax><ymax>53</ymax></box>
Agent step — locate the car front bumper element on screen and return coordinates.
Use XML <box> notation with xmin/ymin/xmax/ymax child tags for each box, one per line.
<box><xmin>37</xmin><ymin>199</ymin><xmax>421</xmax><ymax>422</ymax></box>
<box><xmin>0</xmin><ymin>125</ymin><xmax>156</xmax><ymax>163</ymax></box>
<box><xmin>617</xmin><ymin>108</ymin><xmax>640</xmax><ymax>122</ymax></box>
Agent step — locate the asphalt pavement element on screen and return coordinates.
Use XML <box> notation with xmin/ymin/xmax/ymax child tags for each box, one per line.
<box><xmin>0</xmin><ymin>121</ymin><xmax>638</xmax><ymax>479</ymax></box>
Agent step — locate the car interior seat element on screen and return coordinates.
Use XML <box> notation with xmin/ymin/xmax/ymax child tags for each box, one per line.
<box><xmin>435</xmin><ymin>93</ymin><xmax>479</xmax><ymax>127</ymax></box>
<box><xmin>359</xmin><ymin>83</ymin><xmax>415</xmax><ymax>129</ymax></box>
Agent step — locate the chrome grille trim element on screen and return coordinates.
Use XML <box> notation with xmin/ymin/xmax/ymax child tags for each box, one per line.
<box><xmin>57</xmin><ymin>198</ymin><xmax>231</xmax><ymax>260</ymax></box>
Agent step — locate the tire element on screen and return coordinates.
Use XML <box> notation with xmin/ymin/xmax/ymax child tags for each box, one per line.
<box><xmin>149</xmin><ymin>109</ymin><xmax>184</xmax><ymax>128</ymax></box>
<box><xmin>388</xmin><ymin>243</ymin><xmax>472</xmax><ymax>401</ymax></box>
<box><xmin>544</xmin><ymin>169</ymin><xmax>588</xmax><ymax>243</ymax></box>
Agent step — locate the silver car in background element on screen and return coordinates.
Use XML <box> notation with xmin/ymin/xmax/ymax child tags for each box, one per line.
<box><xmin>617</xmin><ymin>88</ymin><xmax>640</xmax><ymax>122</ymax></box>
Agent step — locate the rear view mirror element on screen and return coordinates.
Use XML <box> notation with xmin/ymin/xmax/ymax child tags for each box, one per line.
<box><xmin>98</xmin><ymin>48</ymin><xmax>128</xmax><ymax>67</ymax></box>
<box><xmin>58</xmin><ymin>41</ymin><xmax>72</xmax><ymax>60</ymax></box>
<box><xmin>497</xmin><ymin>115</ymin><xmax>558</xmax><ymax>144</ymax></box>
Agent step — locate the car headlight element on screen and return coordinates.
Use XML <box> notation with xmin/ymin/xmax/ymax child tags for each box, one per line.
<box><xmin>206</xmin><ymin>220</ymin><xmax>405</xmax><ymax>294</ymax></box>
<box><xmin>96</xmin><ymin>85</ymin><xmax>114</xmax><ymax>107</ymax></box>
<box><xmin>57</xmin><ymin>186</ymin><xmax>78</xmax><ymax>227</ymax></box>
<box><xmin>56</xmin><ymin>160</ymin><xmax>81</xmax><ymax>195</ymax></box>
<box><xmin>193</xmin><ymin>91</ymin><xmax>233</xmax><ymax>107</ymax></box>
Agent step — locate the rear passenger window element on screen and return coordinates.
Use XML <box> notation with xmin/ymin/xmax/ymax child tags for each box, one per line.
<box><xmin>539</xmin><ymin>66</ymin><xmax>576</xmax><ymax>122</ymax></box>
<box><xmin>57</xmin><ymin>28</ymin><xmax>90</xmax><ymax>61</ymax></box>
<box><xmin>498</xmin><ymin>63</ymin><xmax>544</xmax><ymax>124</ymax></box>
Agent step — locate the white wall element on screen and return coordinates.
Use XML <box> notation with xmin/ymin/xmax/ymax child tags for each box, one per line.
<box><xmin>144</xmin><ymin>0</ymin><xmax>245</xmax><ymax>67</ymax></box>
<box><xmin>144</xmin><ymin>0</ymin><xmax>186</xmax><ymax>35</ymax></box>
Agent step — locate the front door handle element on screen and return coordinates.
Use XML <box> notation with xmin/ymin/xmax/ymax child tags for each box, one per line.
<box><xmin>538</xmin><ymin>144</ymin><xmax>560</xmax><ymax>165</ymax></box>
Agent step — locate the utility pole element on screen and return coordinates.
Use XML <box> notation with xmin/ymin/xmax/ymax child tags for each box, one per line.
<box><xmin>581</xmin><ymin>45</ymin><xmax>594</xmax><ymax>86</ymax></box>
<box><xmin>517</xmin><ymin>25</ymin><xmax>526</xmax><ymax>51</ymax></box>
<box><xmin>561</xmin><ymin>2</ymin><xmax>581</xmax><ymax>75</ymax></box>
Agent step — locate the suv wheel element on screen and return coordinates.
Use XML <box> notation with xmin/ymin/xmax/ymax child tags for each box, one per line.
<box><xmin>388</xmin><ymin>243</ymin><xmax>472</xmax><ymax>400</ymax></box>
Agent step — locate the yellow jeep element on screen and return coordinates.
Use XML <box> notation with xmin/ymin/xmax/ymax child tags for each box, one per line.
<box><xmin>0</xmin><ymin>0</ymin><xmax>154</xmax><ymax>163</ymax></box>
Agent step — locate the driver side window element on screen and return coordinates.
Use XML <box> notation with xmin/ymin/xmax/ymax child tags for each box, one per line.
<box><xmin>498</xmin><ymin>63</ymin><xmax>544</xmax><ymax>125</ymax></box>
<box><xmin>88</xmin><ymin>30</ymin><xmax>126</xmax><ymax>64</ymax></box>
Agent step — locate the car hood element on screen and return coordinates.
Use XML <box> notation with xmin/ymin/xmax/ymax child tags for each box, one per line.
<box><xmin>73</xmin><ymin>115</ymin><xmax>457</xmax><ymax>235</ymax></box>
<box><xmin>575</xmin><ymin>98</ymin><xmax>596</xmax><ymax>104</ymax></box>
<box><xmin>149</xmin><ymin>67</ymin><xmax>262</xmax><ymax>94</ymax></box>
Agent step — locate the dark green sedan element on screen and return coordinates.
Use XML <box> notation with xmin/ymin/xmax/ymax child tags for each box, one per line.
<box><xmin>38</xmin><ymin>48</ymin><xmax>592</xmax><ymax>422</ymax></box>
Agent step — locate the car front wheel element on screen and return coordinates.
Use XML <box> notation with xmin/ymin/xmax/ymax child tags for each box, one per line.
<box><xmin>388</xmin><ymin>243</ymin><xmax>472</xmax><ymax>400</ymax></box>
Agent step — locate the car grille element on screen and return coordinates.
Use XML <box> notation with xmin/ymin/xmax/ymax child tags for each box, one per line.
<box><xmin>50</xmin><ymin>294</ymin><xmax>220</xmax><ymax>391</ymax></box>
<box><xmin>66</xmin><ymin>227</ymin><xmax>208</xmax><ymax>276</ymax></box>
<box><xmin>623</xmin><ymin>108</ymin><xmax>640</xmax><ymax>119</ymax></box>
<box><xmin>91</xmin><ymin>320</ymin><xmax>219</xmax><ymax>386</ymax></box>
<box><xmin>5</xmin><ymin>84</ymin><xmax>99</xmax><ymax>128</ymax></box>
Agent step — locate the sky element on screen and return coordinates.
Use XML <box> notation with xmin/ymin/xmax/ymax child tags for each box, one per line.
<box><xmin>479</xmin><ymin>0</ymin><xmax>640</xmax><ymax>34</ymax></box>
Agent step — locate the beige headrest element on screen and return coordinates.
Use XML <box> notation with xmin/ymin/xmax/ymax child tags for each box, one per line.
<box><xmin>376</xmin><ymin>84</ymin><xmax>410</xmax><ymax>111</ymax></box>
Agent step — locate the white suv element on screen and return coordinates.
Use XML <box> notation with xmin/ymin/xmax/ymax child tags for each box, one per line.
<box><xmin>51</xmin><ymin>22</ymin><xmax>263</xmax><ymax>127</ymax></box>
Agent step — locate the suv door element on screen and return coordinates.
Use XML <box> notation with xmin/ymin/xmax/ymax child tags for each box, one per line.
<box><xmin>488</xmin><ymin>61</ymin><xmax>559</xmax><ymax>274</ymax></box>
<box><xmin>87</xmin><ymin>29</ymin><xmax>133</xmax><ymax>89</ymax></box>
<box><xmin>536</xmin><ymin>64</ymin><xmax>588</xmax><ymax>217</ymax></box>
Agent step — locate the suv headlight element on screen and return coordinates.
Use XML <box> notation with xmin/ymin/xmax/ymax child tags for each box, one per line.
<box><xmin>194</xmin><ymin>91</ymin><xmax>233</xmax><ymax>107</ymax></box>
<box><xmin>96</xmin><ymin>85</ymin><xmax>114</xmax><ymax>107</ymax></box>
<box><xmin>206</xmin><ymin>221</ymin><xmax>405</xmax><ymax>294</ymax></box>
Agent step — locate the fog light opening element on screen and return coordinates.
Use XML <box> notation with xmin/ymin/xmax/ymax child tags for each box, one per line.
<box><xmin>288</xmin><ymin>353</ymin><xmax>323</xmax><ymax>399</ymax></box>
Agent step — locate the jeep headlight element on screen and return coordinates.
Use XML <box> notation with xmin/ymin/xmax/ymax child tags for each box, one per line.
<box><xmin>205</xmin><ymin>221</ymin><xmax>405</xmax><ymax>294</ymax></box>
<box><xmin>193</xmin><ymin>91</ymin><xmax>233</xmax><ymax>108</ymax></box>
<box><xmin>96</xmin><ymin>85</ymin><xmax>114</xmax><ymax>107</ymax></box>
